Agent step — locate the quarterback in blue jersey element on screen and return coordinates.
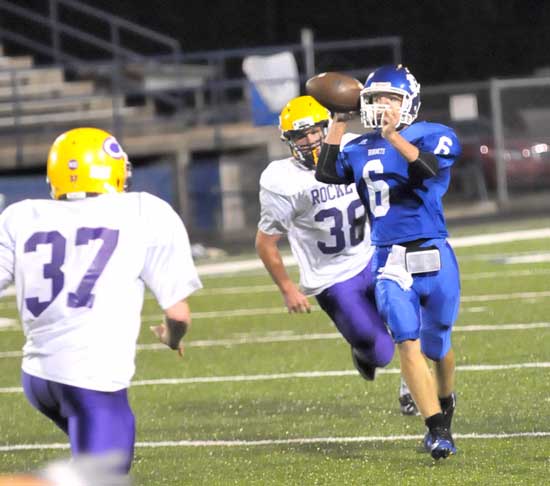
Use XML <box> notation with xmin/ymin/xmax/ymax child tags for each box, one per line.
<box><xmin>316</xmin><ymin>65</ymin><xmax>460</xmax><ymax>460</ymax></box>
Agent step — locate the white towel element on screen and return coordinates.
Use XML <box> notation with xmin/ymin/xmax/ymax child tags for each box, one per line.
<box><xmin>377</xmin><ymin>245</ymin><xmax>413</xmax><ymax>291</ymax></box>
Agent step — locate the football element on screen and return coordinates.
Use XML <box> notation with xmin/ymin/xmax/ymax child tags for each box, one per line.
<box><xmin>305</xmin><ymin>72</ymin><xmax>364</xmax><ymax>112</ymax></box>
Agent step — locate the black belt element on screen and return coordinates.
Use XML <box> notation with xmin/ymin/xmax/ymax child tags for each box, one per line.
<box><xmin>400</xmin><ymin>238</ymin><xmax>430</xmax><ymax>250</ymax></box>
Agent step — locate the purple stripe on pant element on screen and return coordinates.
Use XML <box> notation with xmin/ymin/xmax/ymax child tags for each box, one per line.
<box><xmin>315</xmin><ymin>262</ymin><xmax>394</xmax><ymax>367</ymax></box>
<box><xmin>22</xmin><ymin>371</ymin><xmax>135</xmax><ymax>472</ymax></box>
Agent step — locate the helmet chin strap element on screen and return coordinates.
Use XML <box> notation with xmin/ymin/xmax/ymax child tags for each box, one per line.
<box><xmin>290</xmin><ymin>140</ymin><xmax>322</xmax><ymax>170</ymax></box>
<box><xmin>124</xmin><ymin>161</ymin><xmax>133</xmax><ymax>190</ymax></box>
<box><xmin>103</xmin><ymin>183</ymin><xmax>118</xmax><ymax>193</ymax></box>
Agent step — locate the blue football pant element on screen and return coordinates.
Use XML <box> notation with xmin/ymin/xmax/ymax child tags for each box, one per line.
<box><xmin>22</xmin><ymin>371</ymin><xmax>135</xmax><ymax>472</ymax></box>
<box><xmin>373</xmin><ymin>239</ymin><xmax>461</xmax><ymax>360</ymax></box>
<box><xmin>316</xmin><ymin>262</ymin><xmax>395</xmax><ymax>367</ymax></box>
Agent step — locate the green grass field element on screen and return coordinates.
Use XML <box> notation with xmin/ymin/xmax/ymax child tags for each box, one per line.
<box><xmin>0</xmin><ymin>218</ymin><xmax>549</xmax><ymax>485</ymax></box>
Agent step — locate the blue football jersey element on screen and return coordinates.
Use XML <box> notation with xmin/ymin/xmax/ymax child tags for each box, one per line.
<box><xmin>336</xmin><ymin>121</ymin><xmax>461</xmax><ymax>246</ymax></box>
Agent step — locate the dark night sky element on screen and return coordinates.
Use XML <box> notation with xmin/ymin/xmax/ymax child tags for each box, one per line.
<box><xmin>8</xmin><ymin>0</ymin><xmax>550</xmax><ymax>85</ymax></box>
<box><xmin>75</xmin><ymin>0</ymin><xmax>550</xmax><ymax>85</ymax></box>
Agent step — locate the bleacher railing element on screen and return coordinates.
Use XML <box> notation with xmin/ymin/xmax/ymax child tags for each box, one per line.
<box><xmin>0</xmin><ymin>0</ymin><xmax>402</xmax><ymax>135</ymax></box>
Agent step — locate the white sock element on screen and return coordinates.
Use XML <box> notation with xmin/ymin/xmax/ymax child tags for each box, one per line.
<box><xmin>399</xmin><ymin>377</ymin><xmax>410</xmax><ymax>397</ymax></box>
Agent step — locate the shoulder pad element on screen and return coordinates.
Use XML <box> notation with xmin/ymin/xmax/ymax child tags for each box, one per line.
<box><xmin>260</xmin><ymin>157</ymin><xmax>315</xmax><ymax>196</ymax></box>
<box><xmin>407</xmin><ymin>121</ymin><xmax>458</xmax><ymax>138</ymax></box>
<box><xmin>341</xmin><ymin>132</ymin><xmax>362</xmax><ymax>149</ymax></box>
<box><xmin>405</xmin><ymin>122</ymin><xmax>461</xmax><ymax>156</ymax></box>
<box><xmin>0</xmin><ymin>199</ymin><xmax>35</xmax><ymax>220</ymax></box>
<box><xmin>134</xmin><ymin>192</ymin><xmax>180</xmax><ymax>220</ymax></box>
<box><xmin>137</xmin><ymin>191</ymin><xmax>176</xmax><ymax>209</ymax></box>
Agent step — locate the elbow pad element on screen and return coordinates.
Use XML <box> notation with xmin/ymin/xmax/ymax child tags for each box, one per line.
<box><xmin>408</xmin><ymin>151</ymin><xmax>440</xmax><ymax>179</ymax></box>
<box><xmin>315</xmin><ymin>144</ymin><xmax>350</xmax><ymax>185</ymax></box>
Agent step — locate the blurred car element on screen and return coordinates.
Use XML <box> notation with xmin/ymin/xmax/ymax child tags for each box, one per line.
<box><xmin>449</xmin><ymin>118</ymin><xmax>550</xmax><ymax>191</ymax></box>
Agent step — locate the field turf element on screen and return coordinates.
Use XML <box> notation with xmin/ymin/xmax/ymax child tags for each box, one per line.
<box><xmin>0</xmin><ymin>218</ymin><xmax>549</xmax><ymax>485</ymax></box>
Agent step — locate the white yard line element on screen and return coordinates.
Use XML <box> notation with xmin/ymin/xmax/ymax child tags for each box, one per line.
<box><xmin>181</xmin><ymin>268</ymin><xmax>550</xmax><ymax>297</ymax></box>
<box><xmin>454</xmin><ymin>322</ymin><xmax>550</xmax><ymax>331</ymax></box>
<box><xmin>448</xmin><ymin>228</ymin><xmax>550</xmax><ymax>247</ymax></box>
<box><xmin>195</xmin><ymin>285</ymin><xmax>277</xmax><ymax>296</ymax></box>
<box><xmin>127</xmin><ymin>322</ymin><xmax>550</xmax><ymax>351</ymax></box>
<box><xmin>0</xmin><ymin>288</ymin><xmax>548</xmax><ymax>334</ymax></box>
<box><xmin>193</xmin><ymin>228</ymin><xmax>550</xmax><ymax>277</ymax></box>
<box><xmin>461</xmin><ymin>290</ymin><xmax>550</xmax><ymax>302</ymax></box>
<box><xmin>0</xmin><ymin>317</ymin><xmax>17</xmax><ymax>329</ymax></box>
<box><xmin>142</xmin><ymin>290</ymin><xmax>550</xmax><ymax>321</ymax></box>
<box><xmin>498</xmin><ymin>253</ymin><xmax>550</xmax><ymax>264</ymax></box>
<box><xmin>1</xmin><ymin>322</ymin><xmax>549</xmax><ymax>359</ymax></box>
<box><xmin>141</xmin><ymin>431</ymin><xmax>550</xmax><ymax>447</ymax></box>
<box><xmin>462</xmin><ymin>306</ymin><xmax>488</xmax><ymax>313</ymax></box>
<box><xmin>0</xmin><ymin>431</ymin><xmax>548</xmax><ymax>452</ymax></box>
<box><xmin>2</xmin><ymin>287</ymin><xmax>546</xmax><ymax>331</ymax></box>
<box><xmin>0</xmin><ymin>361</ymin><xmax>548</xmax><ymax>393</ymax></box>
<box><xmin>132</xmin><ymin>362</ymin><xmax>550</xmax><ymax>386</ymax></box>
<box><xmin>0</xmin><ymin>269</ymin><xmax>546</xmax><ymax>306</ymax></box>
<box><xmin>141</xmin><ymin>307</ymin><xmax>290</xmax><ymax>321</ymax></box>
<box><xmin>0</xmin><ymin>350</ymin><xmax>23</xmax><ymax>358</ymax></box>
<box><xmin>461</xmin><ymin>268</ymin><xmax>550</xmax><ymax>280</ymax></box>
<box><xmin>196</xmin><ymin>255</ymin><xmax>297</xmax><ymax>277</ymax></box>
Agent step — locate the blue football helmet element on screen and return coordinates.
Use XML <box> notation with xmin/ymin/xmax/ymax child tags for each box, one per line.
<box><xmin>360</xmin><ymin>64</ymin><xmax>421</xmax><ymax>128</ymax></box>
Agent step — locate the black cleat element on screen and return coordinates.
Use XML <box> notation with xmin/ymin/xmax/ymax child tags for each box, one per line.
<box><xmin>441</xmin><ymin>392</ymin><xmax>457</xmax><ymax>430</ymax></box>
<box><xmin>424</xmin><ymin>393</ymin><xmax>457</xmax><ymax>452</ymax></box>
<box><xmin>399</xmin><ymin>393</ymin><xmax>419</xmax><ymax>416</ymax></box>
<box><xmin>425</xmin><ymin>426</ymin><xmax>456</xmax><ymax>460</ymax></box>
<box><xmin>351</xmin><ymin>347</ymin><xmax>376</xmax><ymax>381</ymax></box>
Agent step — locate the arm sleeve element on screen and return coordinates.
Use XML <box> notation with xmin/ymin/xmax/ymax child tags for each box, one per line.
<box><xmin>315</xmin><ymin>144</ymin><xmax>353</xmax><ymax>184</ymax></box>
<box><xmin>257</xmin><ymin>188</ymin><xmax>294</xmax><ymax>235</ymax></box>
<box><xmin>139</xmin><ymin>195</ymin><xmax>202</xmax><ymax>309</ymax></box>
<box><xmin>408</xmin><ymin>151</ymin><xmax>441</xmax><ymax>180</ymax></box>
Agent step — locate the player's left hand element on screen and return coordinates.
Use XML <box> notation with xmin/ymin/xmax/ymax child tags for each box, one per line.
<box><xmin>150</xmin><ymin>324</ymin><xmax>185</xmax><ymax>357</ymax></box>
<box><xmin>381</xmin><ymin>105</ymin><xmax>400</xmax><ymax>139</ymax></box>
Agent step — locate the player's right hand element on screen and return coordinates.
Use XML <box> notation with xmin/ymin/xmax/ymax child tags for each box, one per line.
<box><xmin>381</xmin><ymin>104</ymin><xmax>400</xmax><ymax>139</ymax></box>
<box><xmin>332</xmin><ymin>111</ymin><xmax>355</xmax><ymax>122</ymax></box>
<box><xmin>282</xmin><ymin>285</ymin><xmax>312</xmax><ymax>313</ymax></box>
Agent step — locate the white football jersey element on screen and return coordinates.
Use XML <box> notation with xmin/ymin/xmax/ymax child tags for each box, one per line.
<box><xmin>258</xmin><ymin>156</ymin><xmax>373</xmax><ymax>296</ymax></box>
<box><xmin>0</xmin><ymin>192</ymin><xmax>202</xmax><ymax>391</ymax></box>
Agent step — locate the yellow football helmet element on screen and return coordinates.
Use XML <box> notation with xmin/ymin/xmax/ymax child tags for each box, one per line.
<box><xmin>279</xmin><ymin>95</ymin><xmax>330</xmax><ymax>169</ymax></box>
<box><xmin>47</xmin><ymin>127</ymin><xmax>130</xmax><ymax>200</ymax></box>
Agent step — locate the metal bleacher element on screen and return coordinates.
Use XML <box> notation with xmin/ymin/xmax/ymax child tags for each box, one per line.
<box><xmin>0</xmin><ymin>0</ymin><xmax>211</xmax><ymax>166</ymax></box>
<box><xmin>0</xmin><ymin>0</ymin><xmax>401</xmax><ymax>170</ymax></box>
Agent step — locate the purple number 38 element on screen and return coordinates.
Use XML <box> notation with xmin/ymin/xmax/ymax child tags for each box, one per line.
<box><xmin>23</xmin><ymin>227</ymin><xmax>119</xmax><ymax>317</ymax></box>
